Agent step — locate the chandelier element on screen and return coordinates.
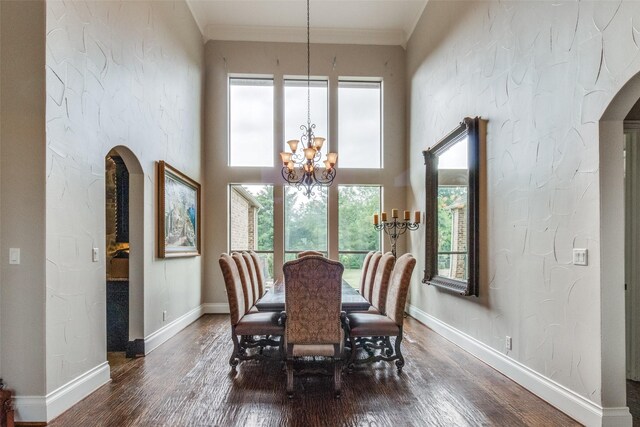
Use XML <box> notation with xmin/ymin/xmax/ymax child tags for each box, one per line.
<box><xmin>280</xmin><ymin>0</ymin><xmax>337</xmax><ymax>197</ymax></box>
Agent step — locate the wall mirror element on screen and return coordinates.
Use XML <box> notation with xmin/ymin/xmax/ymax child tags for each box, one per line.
<box><xmin>422</xmin><ymin>117</ymin><xmax>482</xmax><ymax>296</ymax></box>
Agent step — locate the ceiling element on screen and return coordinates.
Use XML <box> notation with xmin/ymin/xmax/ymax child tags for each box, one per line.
<box><xmin>186</xmin><ymin>0</ymin><xmax>428</xmax><ymax>47</ymax></box>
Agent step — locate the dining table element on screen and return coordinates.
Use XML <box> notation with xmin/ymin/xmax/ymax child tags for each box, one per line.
<box><xmin>255</xmin><ymin>279</ymin><xmax>370</xmax><ymax>312</ymax></box>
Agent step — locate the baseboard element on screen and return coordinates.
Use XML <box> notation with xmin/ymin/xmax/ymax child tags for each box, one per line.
<box><xmin>144</xmin><ymin>305</ymin><xmax>204</xmax><ymax>354</ymax></box>
<box><xmin>14</xmin><ymin>362</ymin><xmax>110</xmax><ymax>423</ymax></box>
<box><xmin>13</xmin><ymin>396</ymin><xmax>46</xmax><ymax>424</ymax></box>
<box><xmin>202</xmin><ymin>303</ymin><xmax>230</xmax><ymax>314</ymax></box>
<box><xmin>406</xmin><ymin>304</ymin><xmax>632</xmax><ymax>427</ymax></box>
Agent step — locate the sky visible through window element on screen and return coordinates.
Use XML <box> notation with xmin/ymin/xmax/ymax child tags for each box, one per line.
<box><xmin>229</xmin><ymin>79</ymin><xmax>274</xmax><ymax>167</ymax></box>
<box><xmin>338</xmin><ymin>82</ymin><xmax>381</xmax><ymax>168</ymax></box>
<box><xmin>284</xmin><ymin>80</ymin><xmax>328</xmax><ymax>162</ymax></box>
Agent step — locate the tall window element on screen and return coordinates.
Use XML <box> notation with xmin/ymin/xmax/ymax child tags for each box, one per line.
<box><xmin>284</xmin><ymin>186</ymin><xmax>328</xmax><ymax>261</ymax></box>
<box><xmin>338</xmin><ymin>81</ymin><xmax>382</xmax><ymax>168</ymax></box>
<box><xmin>229</xmin><ymin>185</ymin><xmax>274</xmax><ymax>284</ymax></box>
<box><xmin>229</xmin><ymin>78</ymin><xmax>274</xmax><ymax>167</ymax></box>
<box><xmin>338</xmin><ymin>185</ymin><xmax>381</xmax><ymax>287</ymax></box>
<box><xmin>284</xmin><ymin>79</ymin><xmax>329</xmax><ymax>160</ymax></box>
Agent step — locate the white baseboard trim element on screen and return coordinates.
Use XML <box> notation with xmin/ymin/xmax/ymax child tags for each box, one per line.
<box><xmin>406</xmin><ymin>304</ymin><xmax>632</xmax><ymax>427</ymax></box>
<box><xmin>202</xmin><ymin>303</ymin><xmax>230</xmax><ymax>314</ymax></box>
<box><xmin>13</xmin><ymin>396</ymin><xmax>46</xmax><ymax>423</ymax></box>
<box><xmin>14</xmin><ymin>361</ymin><xmax>111</xmax><ymax>422</ymax></box>
<box><xmin>145</xmin><ymin>305</ymin><xmax>204</xmax><ymax>354</ymax></box>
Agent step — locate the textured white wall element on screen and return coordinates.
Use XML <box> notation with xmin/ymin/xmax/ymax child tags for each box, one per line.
<box><xmin>406</xmin><ymin>0</ymin><xmax>640</xmax><ymax>408</ymax></box>
<box><xmin>45</xmin><ymin>0</ymin><xmax>203</xmax><ymax>393</ymax></box>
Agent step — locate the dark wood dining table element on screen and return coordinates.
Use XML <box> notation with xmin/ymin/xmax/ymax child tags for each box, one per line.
<box><xmin>255</xmin><ymin>279</ymin><xmax>370</xmax><ymax>312</ymax></box>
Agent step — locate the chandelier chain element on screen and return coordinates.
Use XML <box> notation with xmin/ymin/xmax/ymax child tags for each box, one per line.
<box><xmin>307</xmin><ymin>0</ymin><xmax>311</xmax><ymax>129</ymax></box>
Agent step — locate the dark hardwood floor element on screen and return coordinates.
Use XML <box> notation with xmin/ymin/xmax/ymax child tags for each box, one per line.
<box><xmin>49</xmin><ymin>315</ymin><xmax>580</xmax><ymax>426</ymax></box>
<box><xmin>628</xmin><ymin>379</ymin><xmax>640</xmax><ymax>426</ymax></box>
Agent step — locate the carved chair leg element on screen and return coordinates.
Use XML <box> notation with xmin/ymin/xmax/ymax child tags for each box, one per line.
<box><xmin>347</xmin><ymin>335</ymin><xmax>358</xmax><ymax>372</ymax></box>
<box><xmin>229</xmin><ymin>331</ymin><xmax>240</xmax><ymax>371</ymax></box>
<box><xmin>286</xmin><ymin>360</ymin><xmax>294</xmax><ymax>399</ymax></box>
<box><xmin>394</xmin><ymin>333</ymin><xmax>405</xmax><ymax>374</ymax></box>
<box><xmin>334</xmin><ymin>359</ymin><xmax>342</xmax><ymax>399</ymax></box>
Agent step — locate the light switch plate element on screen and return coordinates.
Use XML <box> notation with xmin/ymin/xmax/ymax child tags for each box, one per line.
<box><xmin>573</xmin><ymin>248</ymin><xmax>588</xmax><ymax>266</ymax></box>
<box><xmin>92</xmin><ymin>247</ymin><xmax>99</xmax><ymax>262</ymax></box>
<box><xmin>9</xmin><ymin>248</ymin><xmax>20</xmax><ymax>265</ymax></box>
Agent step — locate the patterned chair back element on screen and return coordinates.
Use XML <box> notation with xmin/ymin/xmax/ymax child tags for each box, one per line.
<box><xmin>218</xmin><ymin>253</ymin><xmax>246</xmax><ymax>325</ymax></box>
<box><xmin>358</xmin><ymin>251</ymin><xmax>375</xmax><ymax>295</ymax></box>
<box><xmin>242</xmin><ymin>252</ymin><xmax>260</xmax><ymax>302</ymax></box>
<box><xmin>248</xmin><ymin>251</ymin><xmax>265</xmax><ymax>297</ymax></box>
<box><xmin>386</xmin><ymin>254</ymin><xmax>417</xmax><ymax>326</ymax></box>
<box><xmin>232</xmin><ymin>252</ymin><xmax>254</xmax><ymax>308</ymax></box>
<box><xmin>363</xmin><ymin>252</ymin><xmax>382</xmax><ymax>302</ymax></box>
<box><xmin>283</xmin><ymin>255</ymin><xmax>344</xmax><ymax>345</ymax></box>
<box><xmin>370</xmin><ymin>252</ymin><xmax>395</xmax><ymax>313</ymax></box>
<box><xmin>296</xmin><ymin>250</ymin><xmax>325</xmax><ymax>258</ymax></box>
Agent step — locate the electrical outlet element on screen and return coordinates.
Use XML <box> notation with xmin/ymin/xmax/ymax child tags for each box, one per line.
<box><xmin>163</xmin><ymin>310</ymin><xmax>167</xmax><ymax>322</ymax></box>
<box><xmin>9</xmin><ymin>248</ymin><xmax>20</xmax><ymax>265</ymax></box>
<box><xmin>573</xmin><ymin>248</ymin><xmax>588</xmax><ymax>266</ymax></box>
<box><xmin>92</xmin><ymin>247</ymin><xmax>99</xmax><ymax>262</ymax></box>
<box><xmin>506</xmin><ymin>336</ymin><xmax>512</xmax><ymax>351</ymax></box>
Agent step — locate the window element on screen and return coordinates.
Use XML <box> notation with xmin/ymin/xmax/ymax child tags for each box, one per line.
<box><xmin>229</xmin><ymin>184</ymin><xmax>274</xmax><ymax>284</ymax></box>
<box><xmin>338</xmin><ymin>185</ymin><xmax>381</xmax><ymax>287</ymax></box>
<box><xmin>284</xmin><ymin>79</ymin><xmax>329</xmax><ymax>160</ymax></box>
<box><xmin>229</xmin><ymin>78</ymin><xmax>274</xmax><ymax>167</ymax></box>
<box><xmin>284</xmin><ymin>186</ymin><xmax>328</xmax><ymax>261</ymax></box>
<box><xmin>338</xmin><ymin>81</ymin><xmax>382</xmax><ymax>168</ymax></box>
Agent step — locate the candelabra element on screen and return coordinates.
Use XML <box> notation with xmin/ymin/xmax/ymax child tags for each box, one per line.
<box><xmin>373</xmin><ymin>209</ymin><xmax>421</xmax><ymax>258</ymax></box>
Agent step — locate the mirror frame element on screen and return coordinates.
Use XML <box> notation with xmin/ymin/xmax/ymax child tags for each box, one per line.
<box><xmin>422</xmin><ymin>117</ymin><xmax>481</xmax><ymax>296</ymax></box>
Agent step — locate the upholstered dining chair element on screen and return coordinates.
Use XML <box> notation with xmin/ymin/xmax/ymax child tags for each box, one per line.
<box><xmin>232</xmin><ymin>252</ymin><xmax>255</xmax><ymax>309</ymax></box>
<box><xmin>248</xmin><ymin>251</ymin><xmax>265</xmax><ymax>297</ymax></box>
<box><xmin>362</xmin><ymin>252</ymin><xmax>382</xmax><ymax>303</ymax></box>
<box><xmin>368</xmin><ymin>252</ymin><xmax>395</xmax><ymax>314</ymax></box>
<box><xmin>346</xmin><ymin>253</ymin><xmax>416</xmax><ymax>374</ymax></box>
<box><xmin>218</xmin><ymin>253</ymin><xmax>284</xmax><ymax>371</ymax></box>
<box><xmin>296</xmin><ymin>250</ymin><xmax>324</xmax><ymax>258</ymax></box>
<box><xmin>358</xmin><ymin>251</ymin><xmax>375</xmax><ymax>295</ymax></box>
<box><xmin>282</xmin><ymin>255</ymin><xmax>345</xmax><ymax>398</ymax></box>
<box><xmin>242</xmin><ymin>252</ymin><xmax>261</xmax><ymax>301</ymax></box>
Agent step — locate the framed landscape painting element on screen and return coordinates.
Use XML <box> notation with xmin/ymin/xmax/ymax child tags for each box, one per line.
<box><xmin>157</xmin><ymin>161</ymin><xmax>201</xmax><ymax>258</ymax></box>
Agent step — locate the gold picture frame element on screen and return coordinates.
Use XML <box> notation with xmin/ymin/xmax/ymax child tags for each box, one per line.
<box><xmin>157</xmin><ymin>161</ymin><xmax>201</xmax><ymax>258</ymax></box>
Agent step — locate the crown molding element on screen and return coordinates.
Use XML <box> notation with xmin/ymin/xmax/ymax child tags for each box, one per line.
<box><xmin>204</xmin><ymin>25</ymin><xmax>407</xmax><ymax>48</ymax></box>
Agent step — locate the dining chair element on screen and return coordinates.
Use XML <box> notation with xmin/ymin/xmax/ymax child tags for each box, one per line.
<box><xmin>368</xmin><ymin>252</ymin><xmax>395</xmax><ymax>314</ymax></box>
<box><xmin>296</xmin><ymin>250</ymin><xmax>324</xmax><ymax>258</ymax></box>
<box><xmin>346</xmin><ymin>253</ymin><xmax>416</xmax><ymax>374</ymax></box>
<box><xmin>358</xmin><ymin>251</ymin><xmax>375</xmax><ymax>295</ymax></box>
<box><xmin>232</xmin><ymin>252</ymin><xmax>255</xmax><ymax>309</ymax></box>
<box><xmin>282</xmin><ymin>255</ymin><xmax>345</xmax><ymax>398</ymax></box>
<box><xmin>218</xmin><ymin>253</ymin><xmax>284</xmax><ymax>371</ymax></box>
<box><xmin>362</xmin><ymin>252</ymin><xmax>382</xmax><ymax>303</ymax></box>
<box><xmin>242</xmin><ymin>252</ymin><xmax>261</xmax><ymax>301</ymax></box>
<box><xmin>248</xmin><ymin>251</ymin><xmax>265</xmax><ymax>297</ymax></box>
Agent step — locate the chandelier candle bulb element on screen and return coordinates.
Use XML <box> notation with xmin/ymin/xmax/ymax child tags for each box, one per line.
<box><xmin>373</xmin><ymin>213</ymin><xmax>379</xmax><ymax>225</ymax></box>
<box><xmin>287</xmin><ymin>139</ymin><xmax>299</xmax><ymax>153</ymax></box>
<box><xmin>392</xmin><ymin>209</ymin><xmax>398</xmax><ymax>219</ymax></box>
<box><xmin>327</xmin><ymin>152</ymin><xmax>338</xmax><ymax>165</ymax></box>
<box><xmin>381</xmin><ymin>212</ymin><xmax>387</xmax><ymax>222</ymax></box>
<box><xmin>404</xmin><ymin>210</ymin><xmax>410</xmax><ymax>220</ymax></box>
<box><xmin>414</xmin><ymin>211</ymin><xmax>421</xmax><ymax>224</ymax></box>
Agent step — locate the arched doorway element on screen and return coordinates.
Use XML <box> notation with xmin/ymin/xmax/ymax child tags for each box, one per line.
<box><xmin>599</xmin><ymin>74</ymin><xmax>640</xmax><ymax>423</ymax></box>
<box><xmin>105</xmin><ymin>146</ymin><xmax>144</xmax><ymax>364</ymax></box>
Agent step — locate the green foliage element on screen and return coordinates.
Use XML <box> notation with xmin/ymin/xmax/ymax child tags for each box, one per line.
<box><xmin>338</xmin><ymin>186</ymin><xmax>380</xmax><ymax>251</ymax></box>
<box><xmin>284</xmin><ymin>188</ymin><xmax>328</xmax><ymax>251</ymax></box>
<box><xmin>437</xmin><ymin>186</ymin><xmax>467</xmax><ymax>269</ymax></box>
<box><xmin>253</xmin><ymin>186</ymin><xmax>274</xmax><ymax>251</ymax></box>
